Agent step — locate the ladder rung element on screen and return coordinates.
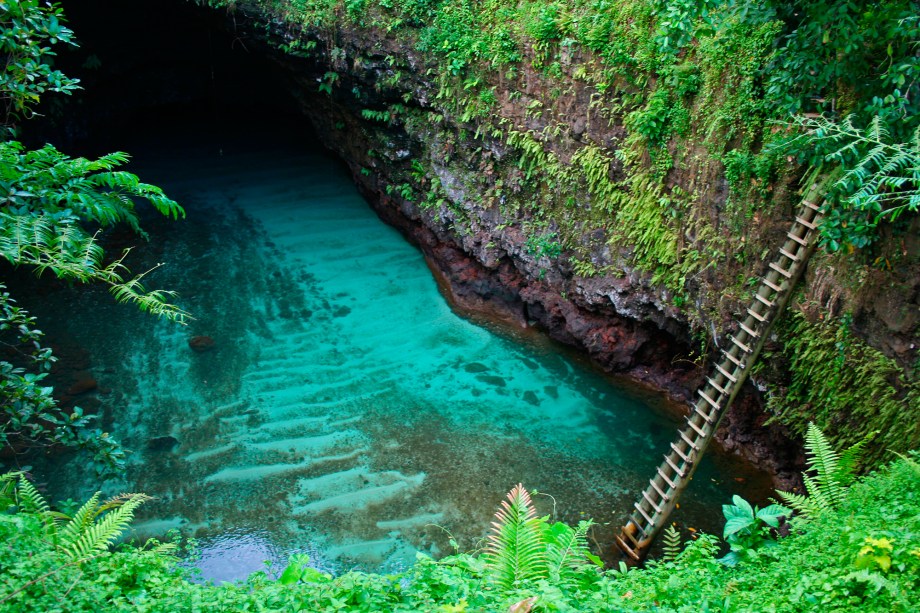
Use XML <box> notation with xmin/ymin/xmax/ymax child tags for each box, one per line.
<box><xmin>671</xmin><ymin>441</ymin><xmax>692</xmax><ymax>463</ymax></box>
<box><xmin>687</xmin><ymin>418</ymin><xmax>707</xmax><ymax>438</ymax></box>
<box><xmin>634</xmin><ymin>501</ymin><xmax>656</xmax><ymax>525</ymax></box>
<box><xmin>642</xmin><ymin>489</ymin><xmax>664</xmax><ymax>514</ymax></box>
<box><xmin>723</xmin><ymin>349</ymin><xmax>745</xmax><ymax>368</ymax></box>
<box><xmin>796</xmin><ymin>215</ymin><xmax>816</xmax><ymax>230</ymax></box>
<box><xmin>747</xmin><ymin>308</ymin><xmax>767</xmax><ymax>323</ymax></box>
<box><xmin>656</xmin><ymin>466</ymin><xmax>677</xmax><ymax>489</ymax></box>
<box><xmin>680</xmin><ymin>430</ymin><xmax>701</xmax><ymax>451</ymax></box>
<box><xmin>616</xmin><ymin>536</ymin><xmax>641</xmax><ymax>561</ymax></box>
<box><xmin>731</xmin><ymin>336</ymin><xmax>752</xmax><ymax>354</ymax></box>
<box><xmin>697</xmin><ymin>390</ymin><xmax>721</xmax><ymax>412</ymax></box>
<box><xmin>769</xmin><ymin>262</ymin><xmax>794</xmax><ymax>279</ymax></box>
<box><xmin>707</xmin><ymin>377</ymin><xmax>728</xmax><ymax>396</ymax></box>
<box><xmin>762</xmin><ymin>277</ymin><xmax>783</xmax><ymax>293</ymax></box>
<box><xmin>780</xmin><ymin>247</ymin><xmax>800</xmax><ymax>262</ymax></box>
<box><xmin>716</xmin><ymin>363</ymin><xmax>738</xmax><ymax>382</ymax></box>
<box><xmin>625</xmin><ymin>520</ymin><xmax>644</xmax><ymax>541</ymax></box>
<box><xmin>738</xmin><ymin>322</ymin><xmax>760</xmax><ymax>339</ymax></box>
<box><xmin>803</xmin><ymin>200</ymin><xmax>820</xmax><ymax>212</ymax></box>
<box><xmin>664</xmin><ymin>454</ymin><xmax>687</xmax><ymax>478</ymax></box>
<box><xmin>755</xmin><ymin>293</ymin><xmax>775</xmax><ymax>308</ymax></box>
<box><xmin>787</xmin><ymin>232</ymin><xmax>808</xmax><ymax>247</ymax></box>
<box><xmin>650</xmin><ymin>477</ymin><xmax>671</xmax><ymax>501</ymax></box>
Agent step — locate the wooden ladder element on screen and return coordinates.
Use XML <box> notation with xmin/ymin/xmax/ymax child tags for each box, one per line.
<box><xmin>615</xmin><ymin>189</ymin><xmax>825</xmax><ymax>562</ymax></box>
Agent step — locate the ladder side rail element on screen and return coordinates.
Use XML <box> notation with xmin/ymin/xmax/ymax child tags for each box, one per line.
<box><xmin>618</xmin><ymin>192</ymin><xmax>825</xmax><ymax>561</ymax></box>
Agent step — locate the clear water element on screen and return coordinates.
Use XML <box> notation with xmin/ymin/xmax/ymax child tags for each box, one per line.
<box><xmin>16</xmin><ymin>119</ymin><xmax>769</xmax><ymax>581</ymax></box>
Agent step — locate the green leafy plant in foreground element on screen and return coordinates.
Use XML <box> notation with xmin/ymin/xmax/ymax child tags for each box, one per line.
<box><xmin>0</xmin><ymin>472</ymin><xmax>160</xmax><ymax>562</ymax></box>
<box><xmin>1</xmin><ymin>456</ymin><xmax>919</xmax><ymax>611</ymax></box>
<box><xmin>776</xmin><ymin>421</ymin><xmax>868</xmax><ymax>522</ymax></box>
<box><xmin>718</xmin><ymin>494</ymin><xmax>790</xmax><ymax>567</ymax></box>
<box><xmin>484</xmin><ymin>483</ymin><xmax>601</xmax><ymax>592</ymax></box>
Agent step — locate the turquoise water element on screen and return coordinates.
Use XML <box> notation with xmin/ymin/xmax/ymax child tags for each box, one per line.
<box><xmin>20</xmin><ymin>120</ymin><xmax>768</xmax><ymax>581</ymax></box>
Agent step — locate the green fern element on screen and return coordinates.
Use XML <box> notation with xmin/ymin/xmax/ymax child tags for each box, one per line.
<box><xmin>485</xmin><ymin>485</ymin><xmax>601</xmax><ymax>592</ymax></box>
<box><xmin>776</xmin><ymin>423</ymin><xmax>866</xmax><ymax>521</ymax></box>
<box><xmin>485</xmin><ymin>483</ymin><xmax>547</xmax><ymax>590</ymax></box>
<box><xmin>3</xmin><ymin>472</ymin><xmax>151</xmax><ymax>561</ymax></box>
<box><xmin>661</xmin><ymin>524</ymin><xmax>682</xmax><ymax>562</ymax></box>
<box><xmin>62</xmin><ymin>492</ymin><xmax>151</xmax><ymax>561</ymax></box>
<box><xmin>543</xmin><ymin>519</ymin><xmax>598</xmax><ymax>588</ymax></box>
<box><xmin>0</xmin><ymin>141</ymin><xmax>188</xmax><ymax>324</ymax></box>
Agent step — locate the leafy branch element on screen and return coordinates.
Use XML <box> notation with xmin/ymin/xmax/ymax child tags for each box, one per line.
<box><xmin>0</xmin><ymin>286</ymin><xmax>126</xmax><ymax>474</ymax></box>
<box><xmin>0</xmin><ymin>141</ymin><xmax>190</xmax><ymax>324</ymax></box>
<box><xmin>783</xmin><ymin>114</ymin><xmax>920</xmax><ymax>251</ymax></box>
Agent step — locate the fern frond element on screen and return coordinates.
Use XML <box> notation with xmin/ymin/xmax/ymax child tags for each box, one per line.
<box><xmin>57</xmin><ymin>492</ymin><xmax>102</xmax><ymax>548</ymax></box>
<box><xmin>485</xmin><ymin>484</ymin><xmax>547</xmax><ymax>590</ymax></box>
<box><xmin>774</xmin><ymin>490</ymin><xmax>822</xmax><ymax>521</ymax></box>
<box><xmin>836</xmin><ymin>432</ymin><xmax>874</xmax><ymax>487</ymax></box>
<box><xmin>661</xmin><ymin>524</ymin><xmax>682</xmax><ymax>562</ymax></box>
<box><xmin>63</xmin><ymin>493</ymin><xmax>150</xmax><ymax>561</ymax></box>
<box><xmin>106</xmin><ymin>264</ymin><xmax>191</xmax><ymax>325</ymax></box>
<box><xmin>544</xmin><ymin>519</ymin><xmax>594</xmax><ymax>585</ymax></box>
<box><xmin>10</xmin><ymin>474</ymin><xmax>57</xmax><ymax>541</ymax></box>
<box><xmin>804</xmin><ymin>422</ymin><xmax>845</xmax><ymax>508</ymax></box>
<box><xmin>14</xmin><ymin>474</ymin><xmax>51</xmax><ymax>516</ymax></box>
<box><xmin>97</xmin><ymin>492</ymin><xmax>151</xmax><ymax>515</ymax></box>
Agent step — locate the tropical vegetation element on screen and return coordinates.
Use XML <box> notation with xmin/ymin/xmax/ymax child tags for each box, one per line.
<box><xmin>1</xmin><ymin>449</ymin><xmax>918</xmax><ymax>611</ymax></box>
<box><xmin>1</xmin><ymin>1</ymin><xmax>918</xmax><ymax>611</ymax></box>
<box><xmin>1</xmin><ymin>0</ymin><xmax>186</xmax><ymax>474</ymax></box>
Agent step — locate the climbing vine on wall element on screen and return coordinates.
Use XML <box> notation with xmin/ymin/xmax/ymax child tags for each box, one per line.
<box><xmin>765</xmin><ymin>310</ymin><xmax>919</xmax><ymax>467</ymax></box>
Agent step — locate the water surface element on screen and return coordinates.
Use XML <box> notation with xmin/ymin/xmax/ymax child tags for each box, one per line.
<box><xmin>20</xmin><ymin>120</ymin><xmax>767</xmax><ymax>580</ymax></box>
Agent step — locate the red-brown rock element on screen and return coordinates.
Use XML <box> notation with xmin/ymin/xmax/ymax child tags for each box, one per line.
<box><xmin>189</xmin><ymin>336</ymin><xmax>216</xmax><ymax>353</ymax></box>
<box><xmin>67</xmin><ymin>376</ymin><xmax>97</xmax><ymax>395</ymax></box>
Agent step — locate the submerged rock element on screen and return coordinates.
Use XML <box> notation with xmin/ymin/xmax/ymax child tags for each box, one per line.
<box><xmin>67</xmin><ymin>375</ymin><xmax>97</xmax><ymax>395</ymax></box>
<box><xmin>147</xmin><ymin>436</ymin><xmax>180</xmax><ymax>453</ymax></box>
<box><xmin>189</xmin><ymin>336</ymin><xmax>216</xmax><ymax>353</ymax></box>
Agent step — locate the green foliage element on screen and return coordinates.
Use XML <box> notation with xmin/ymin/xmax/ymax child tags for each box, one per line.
<box><xmin>718</xmin><ymin>494</ymin><xmax>790</xmax><ymax>566</ymax></box>
<box><xmin>3</xmin><ymin>457</ymin><xmax>919</xmax><ymax>611</ymax></box>
<box><xmin>762</xmin><ymin>1</ymin><xmax>920</xmax><ymax>126</ymax></box>
<box><xmin>0</xmin><ymin>0</ymin><xmax>80</xmax><ymax>129</ymax></box>
<box><xmin>484</xmin><ymin>483</ymin><xmax>601</xmax><ymax>594</ymax></box>
<box><xmin>767</xmin><ymin>311</ymin><xmax>919</xmax><ymax>467</ymax></box>
<box><xmin>776</xmin><ymin>422</ymin><xmax>867</xmax><ymax>522</ymax></box>
<box><xmin>0</xmin><ymin>1</ymin><xmax>188</xmax><ymax>473</ymax></box>
<box><xmin>485</xmin><ymin>483</ymin><xmax>547</xmax><ymax>589</ymax></box>
<box><xmin>0</xmin><ymin>141</ymin><xmax>189</xmax><ymax>323</ymax></box>
<box><xmin>524</xmin><ymin>232</ymin><xmax>561</xmax><ymax>260</ymax></box>
<box><xmin>1</xmin><ymin>472</ymin><xmax>156</xmax><ymax>561</ymax></box>
<box><xmin>0</xmin><ymin>287</ymin><xmax>126</xmax><ymax>473</ymax></box>
<box><xmin>660</xmin><ymin>524</ymin><xmax>682</xmax><ymax>562</ymax></box>
<box><xmin>780</xmin><ymin>115</ymin><xmax>920</xmax><ymax>251</ymax></box>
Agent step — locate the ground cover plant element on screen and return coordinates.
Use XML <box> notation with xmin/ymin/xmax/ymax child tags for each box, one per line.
<box><xmin>1</xmin><ymin>450</ymin><xmax>918</xmax><ymax>611</ymax></box>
